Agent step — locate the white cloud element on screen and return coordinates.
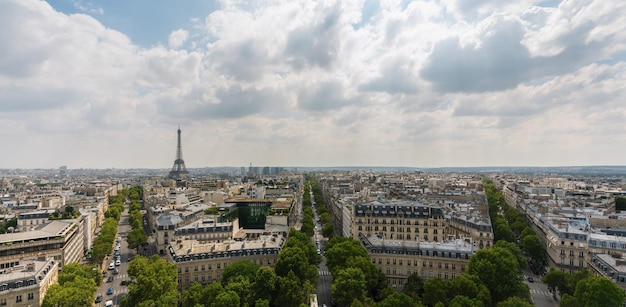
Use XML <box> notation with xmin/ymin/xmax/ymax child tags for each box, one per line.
<box><xmin>1</xmin><ymin>0</ymin><xmax>626</xmax><ymax>168</ymax></box>
<box><xmin>168</xmin><ymin>29</ymin><xmax>189</xmax><ymax>49</ymax></box>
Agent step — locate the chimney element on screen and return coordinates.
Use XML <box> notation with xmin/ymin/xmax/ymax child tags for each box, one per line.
<box><xmin>26</xmin><ymin>263</ymin><xmax>36</xmax><ymax>271</ymax></box>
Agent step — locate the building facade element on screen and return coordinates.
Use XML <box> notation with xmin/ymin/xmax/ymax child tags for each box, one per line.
<box><xmin>0</xmin><ymin>257</ymin><xmax>58</xmax><ymax>307</ymax></box>
<box><xmin>167</xmin><ymin>233</ymin><xmax>285</xmax><ymax>289</ymax></box>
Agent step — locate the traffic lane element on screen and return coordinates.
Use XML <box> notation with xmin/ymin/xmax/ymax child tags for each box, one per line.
<box><xmin>524</xmin><ymin>269</ymin><xmax>558</xmax><ymax>307</ymax></box>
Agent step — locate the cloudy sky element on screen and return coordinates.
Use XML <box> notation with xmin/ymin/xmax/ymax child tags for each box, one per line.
<box><xmin>1</xmin><ymin>0</ymin><xmax>625</xmax><ymax>169</ymax></box>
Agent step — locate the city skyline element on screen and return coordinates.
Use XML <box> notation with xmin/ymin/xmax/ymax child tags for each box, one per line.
<box><xmin>1</xmin><ymin>0</ymin><xmax>625</xmax><ymax>169</ymax></box>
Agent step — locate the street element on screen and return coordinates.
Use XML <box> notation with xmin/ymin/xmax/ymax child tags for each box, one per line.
<box><xmin>94</xmin><ymin>207</ymin><xmax>134</xmax><ymax>306</ymax></box>
<box><xmin>312</xmin><ymin>197</ymin><xmax>334</xmax><ymax>307</ymax></box>
<box><xmin>524</xmin><ymin>268</ymin><xmax>559</xmax><ymax>307</ymax></box>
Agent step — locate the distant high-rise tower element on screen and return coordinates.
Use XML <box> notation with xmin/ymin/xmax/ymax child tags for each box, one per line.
<box><xmin>168</xmin><ymin>127</ymin><xmax>189</xmax><ymax>180</ymax></box>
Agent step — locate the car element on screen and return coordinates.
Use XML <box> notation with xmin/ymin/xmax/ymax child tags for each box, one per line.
<box><xmin>107</xmin><ymin>276</ymin><xmax>113</xmax><ymax>283</ymax></box>
<box><xmin>121</xmin><ymin>279</ymin><xmax>127</xmax><ymax>286</ymax></box>
<box><xmin>527</xmin><ymin>276</ymin><xmax>534</xmax><ymax>282</ymax></box>
<box><xmin>105</xmin><ymin>300</ymin><xmax>113</xmax><ymax>307</ymax></box>
<box><xmin>117</xmin><ymin>236</ymin><xmax>122</xmax><ymax>243</ymax></box>
<box><xmin>106</xmin><ymin>287</ymin><xmax>114</xmax><ymax>295</ymax></box>
<box><xmin>108</xmin><ymin>262</ymin><xmax>115</xmax><ymax>270</ymax></box>
<box><xmin>115</xmin><ymin>259</ymin><xmax>121</xmax><ymax>266</ymax></box>
<box><xmin>95</xmin><ymin>295</ymin><xmax>103</xmax><ymax>303</ymax></box>
<box><xmin>113</xmin><ymin>268</ymin><xmax>119</xmax><ymax>275</ymax></box>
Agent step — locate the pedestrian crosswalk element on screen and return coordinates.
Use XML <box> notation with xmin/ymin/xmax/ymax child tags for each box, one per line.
<box><xmin>318</xmin><ymin>270</ymin><xmax>331</xmax><ymax>276</ymax></box>
<box><xmin>530</xmin><ymin>289</ymin><xmax>552</xmax><ymax>297</ymax></box>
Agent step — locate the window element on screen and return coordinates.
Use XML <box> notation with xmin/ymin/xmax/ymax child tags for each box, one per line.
<box><xmin>16</xmin><ymin>295</ymin><xmax>22</xmax><ymax>303</ymax></box>
<box><xmin>28</xmin><ymin>293</ymin><xmax>34</xmax><ymax>300</ymax></box>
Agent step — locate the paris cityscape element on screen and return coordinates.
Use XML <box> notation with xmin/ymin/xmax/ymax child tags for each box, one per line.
<box><xmin>2</xmin><ymin>0</ymin><xmax>626</xmax><ymax>307</ymax></box>
<box><xmin>0</xmin><ymin>127</ymin><xmax>625</xmax><ymax>307</ymax></box>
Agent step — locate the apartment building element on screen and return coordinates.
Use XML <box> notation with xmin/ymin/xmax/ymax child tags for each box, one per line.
<box><xmin>352</xmin><ymin>198</ymin><xmax>493</xmax><ymax>243</ymax></box>
<box><xmin>587</xmin><ymin>253</ymin><xmax>626</xmax><ymax>290</ymax></box>
<box><xmin>152</xmin><ymin>203</ymin><xmax>211</xmax><ymax>255</ymax></box>
<box><xmin>17</xmin><ymin>210</ymin><xmax>52</xmax><ymax>232</ymax></box>
<box><xmin>167</xmin><ymin>233</ymin><xmax>285</xmax><ymax>289</ymax></box>
<box><xmin>359</xmin><ymin>234</ymin><xmax>476</xmax><ymax>289</ymax></box>
<box><xmin>0</xmin><ymin>220</ymin><xmax>84</xmax><ymax>267</ymax></box>
<box><xmin>0</xmin><ymin>257</ymin><xmax>58</xmax><ymax>307</ymax></box>
<box><xmin>174</xmin><ymin>218</ymin><xmax>239</xmax><ymax>243</ymax></box>
<box><xmin>353</xmin><ymin>201</ymin><xmax>447</xmax><ymax>242</ymax></box>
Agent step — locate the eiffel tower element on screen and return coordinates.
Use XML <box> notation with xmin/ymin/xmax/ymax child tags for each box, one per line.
<box><xmin>168</xmin><ymin>126</ymin><xmax>189</xmax><ymax>180</ymax></box>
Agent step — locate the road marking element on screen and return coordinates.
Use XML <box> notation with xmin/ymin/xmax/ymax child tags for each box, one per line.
<box><xmin>529</xmin><ymin>289</ymin><xmax>552</xmax><ymax>296</ymax></box>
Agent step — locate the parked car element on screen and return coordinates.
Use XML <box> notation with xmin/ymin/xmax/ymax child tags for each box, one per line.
<box><xmin>121</xmin><ymin>279</ymin><xmax>127</xmax><ymax>286</ymax></box>
<box><xmin>105</xmin><ymin>300</ymin><xmax>113</xmax><ymax>307</ymax></box>
<box><xmin>107</xmin><ymin>287</ymin><xmax>114</xmax><ymax>295</ymax></box>
<box><xmin>95</xmin><ymin>295</ymin><xmax>103</xmax><ymax>303</ymax></box>
<box><xmin>107</xmin><ymin>276</ymin><xmax>113</xmax><ymax>283</ymax></box>
<box><xmin>113</xmin><ymin>268</ymin><xmax>119</xmax><ymax>275</ymax></box>
<box><xmin>527</xmin><ymin>276</ymin><xmax>534</xmax><ymax>282</ymax></box>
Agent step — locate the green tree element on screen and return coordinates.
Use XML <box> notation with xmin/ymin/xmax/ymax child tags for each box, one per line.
<box><xmin>446</xmin><ymin>274</ymin><xmax>491</xmax><ymax>306</ymax></box>
<box><xmin>542</xmin><ymin>269</ymin><xmax>569</xmax><ymax>294</ymax></box>
<box><xmin>332</xmin><ymin>267</ymin><xmax>366</xmax><ymax>306</ymax></box>
<box><xmin>202</xmin><ymin>282</ymin><xmax>226</xmax><ymax>307</ymax></box>
<box><xmin>122</xmin><ymin>255</ymin><xmax>178</xmax><ymax>307</ymax></box>
<box><xmin>255</xmin><ymin>298</ymin><xmax>270</xmax><ymax>307</ymax></box>
<box><xmin>521</xmin><ymin>234</ymin><xmax>544</xmax><ymax>265</ymax></box>
<box><xmin>42</xmin><ymin>283</ymin><xmax>95</xmax><ymax>307</ymax></box>
<box><xmin>496</xmin><ymin>296</ymin><xmax>533</xmax><ymax>307</ymax></box>
<box><xmin>467</xmin><ymin>246</ymin><xmax>526</xmax><ymax>304</ymax></box>
<box><xmin>274</xmin><ymin>246</ymin><xmax>309</xmax><ymax>282</ymax></box>
<box><xmin>423</xmin><ymin>278</ymin><xmax>447</xmax><ymax>306</ymax></box>
<box><xmin>449</xmin><ymin>295</ymin><xmax>484</xmax><ymax>307</ymax></box>
<box><xmin>403</xmin><ymin>272</ymin><xmax>425</xmax><ymax>300</ymax></box>
<box><xmin>494</xmin><ymin>240</ymin><xmax>526</xmax><ymax>269</ymax></box>
<box><xmin>346</xmin><ymin>256</ymin><xmax>379</xmax><ymax>294</ymax></box>
<box><xmin>253</xmin><ymin>266</ymin><xmax>278</xmax><ymax>302</ymax></box>
<box><xmin>275</xmin><ymin>271</ymin><xmax>304</xmax><ymax>307</ymax></box>
<box><xmin>320</xmin><ymin>212</ymin><xmax>331</xmax><ymax>225</ymax></box>
<box><xmin>377</xmin><ymin>292</ymin><xmax>416</xmax><ymax>307</ymax></box>
<box><xmin>225</xmin><ymin>275</ymin><xmax>254</xmax><ymax>307</ymax></box>
<box><xmin>301</xmin><ymin>215</ymin><xmax>315</xmax><ymax>237</ymax></box>
<box><xmin>322</xmin><ymin>223</ymin><xmax>334</xmax><ymax>238</ymax></box>
<box><xmin>520</xmin><ymin>227</ymin><xmax>535</xmax><ymax>241</ymax></box>
<box><xmin>221</xmin><ymin>259</ymin><xmax>259</xmax><ymax>285</ymax></box>
<box><xmin>212</xmin><ymin>290</ymin><xmax>240</xmax><ymax>307</ymax></box>
<box><xmin>572</xmin><ymin>276</ymin><xmax>625</xmax><ymax>307</ymax></box>
<box><xmin>182</xmin><ymin>282</ymin><xmax>205</xmax><ymax>307</ymax></box>
<box><xmin>42</xmin><ymin>264</ymin><xmax>98</xmax><ymax>307</ymax></box>
<box><xmin>127</xmin><ymin>227</ymin><xmax>147</xmax><ymax>253</ymax></box>
<box><xmin>325</xmin><ymin>238</ymin><xmax>368</xmax><ymax>275</ymax></box>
